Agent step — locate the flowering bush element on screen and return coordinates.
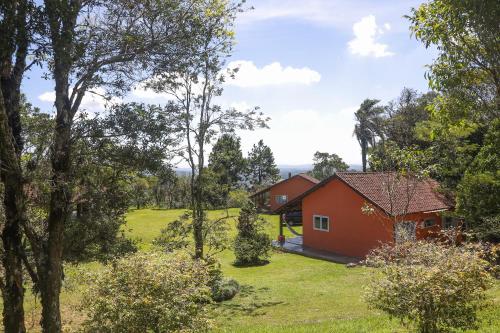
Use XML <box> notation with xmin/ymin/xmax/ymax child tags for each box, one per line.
<box><xmin>364</xmin><ymin>241</ymin><xmax>494</xmax><ymax>333</ymax></box>
<box><xmin>80</xmin><ymin>251</ymin><xmax>212</xmax><ymax>333</ymax></box>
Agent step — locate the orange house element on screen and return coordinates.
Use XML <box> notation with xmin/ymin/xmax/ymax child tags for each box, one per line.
<box><xmin>250</xmin><ymin>173</ymin><xmax>319</xmax><ymax>212</ymax></box>
<box><xmin>276</xmin><ymin>172</ymin><xmax>455</xmax><ymax>258</ymax></box>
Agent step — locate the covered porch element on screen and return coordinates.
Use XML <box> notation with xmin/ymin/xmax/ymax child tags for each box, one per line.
<box><xmin>274</xmin><ymin>196</ymin><xmax>361</xmax><ymax>264</ymax></box>
<box><xmin>251</xmin><ymin>189</ymin><xmax>271</xmax><ymax>213</ymax></box>
<box><xmin>272</xmin><ymin>237</ymin><xmax>361</xmax><ymax>264</ymax></box>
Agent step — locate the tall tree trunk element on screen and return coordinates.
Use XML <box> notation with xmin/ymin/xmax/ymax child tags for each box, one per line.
<box><xmin>0</xmin><ymin>87</ymin><xmax>26</xmax><ymax>333</ymax></box>
<box><xmin>38</xmin><ymin>1</ymin><xmax>81</xmax><ymax>330</ymax></box>
<box><xmin>192</xmin><ymin>166</ymin><xmax>204</xmax><ymax>259</ymax></box>
<box><xmin>0</xmin><ymin>0</ymin><xmax>29</xmax><ymax>326</ymax></box>
<box><xmin>38</xmin><ymin>110</ymin><xmax>72</xmax><ymax>333</ymax></box>
<box><xmin>361</xmin><ymin>139</ymin><xmax>367</xmax><ymax>172</ymax></box>
<box><xmin>38</xmin><ymin>71</ymin><xmax>73</xmax><ymax>332</ymax></box>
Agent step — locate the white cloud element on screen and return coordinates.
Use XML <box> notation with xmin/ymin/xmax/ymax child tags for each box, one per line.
<box><xmin>226</xmin><ymin>61</ymin><xmax>321</xmax><ymax>88</ymax></box>
<box><xmin>38</xmin><ymin>91</ymin><xmax>55</xmax><ymax>103</ymax></box>
<box><xmin>347</xmin><ymin>15</ymin><xmax>394</xmax><ymax>58</ymax></box>
<box><xmin>38</xmin><ymin>88</ymin><xmax>121</xmax><ymax>116</ymax></box>
<box><xmin>239</xmin><ymin>0</ymin><xmax>413</xmax><ymax>32</ymax></box>
<box><xmin>237</xmin><ymin>105</ymin><xmax>361</xmax><ymax>166</ymax></box>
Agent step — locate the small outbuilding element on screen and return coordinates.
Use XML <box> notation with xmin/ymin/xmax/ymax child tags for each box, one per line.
<box><xmin>250</xmin><ymin>173</ymin><xmax>319</xmax><ymax>213</ymax></box>
<box><xmin>276</xmin><ymin>172</ymin><xmax>456</xmax><ymax>258</ymax></box>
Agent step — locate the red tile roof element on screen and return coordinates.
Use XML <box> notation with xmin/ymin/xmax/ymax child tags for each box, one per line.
<box><xmin>250</xmin><ymin>173</ymin><xmax>319</xmax><ymax>197</ymax></box>
<box><xmin>277</xmin><ymin>172</ymin><xmax>453</xmax><ymax>216</ymax></box>
<box><xmin>336</xmin><ymin>172</ymin><xmax>452</xmax><ymax>215</ymax></box>
<box><xmin>296</xmin><ymin>173</ymin><xmax>321</xmax><ymax>184</ymax></box>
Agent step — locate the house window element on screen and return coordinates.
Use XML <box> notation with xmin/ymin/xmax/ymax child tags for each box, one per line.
<box><xmin>423</xmin><ymin>218</ymin><xmax>436</xmax><ymax>228</ymax></box>
<box><xmin>313</xmin><ymin>215</ymin><xmax>329</xmax><ymax>232</ymax></box>
<box><xmin>275</xmin><ymin>195</ymin><xmax>288</xmax><ymax>204</ymax></box>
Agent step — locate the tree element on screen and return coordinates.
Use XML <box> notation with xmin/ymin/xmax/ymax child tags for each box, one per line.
<box><xmin>246</xmin><ymin>139</ymin><xmax>280</xmax><ymax>188</ymax></box>
<box><xmin>234</xmin><ymin>201</ymin><xmax>271</xmax><ymax>266</ymax></box>
<box><xmin>310</xmin><ymin>151</ymin><xmax>348</xmax><ymax>181</ymax></box>
<box><xmin>17</xmin><ymin>100</ymin><xmax>174</xmax><ymax>264</ymax></box>
<box><xmin>152</xmin><ymin>166</ymin><xmax>177</xmax><ymax>209</ymax></box>
<box><xmin>456</xmin><ymin>119</ymin><xmax>500</xmax><ymax>241</ymax></box>
<box><xmin>80</xmin><ymin>251</ymin><xmax>213</xmax><ymax>333</ymax></box>
<box><xmin>1</xmin><ymin>1</ymin><xmax>212</xmax><ymax>330</ymax></box>
<box><xmin>365</xmin><ymin>241</ymin><xmax>493</xmax><ymax>333</ymax></box>
<box><xmin>383</xmin><ymin>88</ymin><xmax>435</xmax><ymax>149</ymax></box>
<box><xmin>131</xmin><ymin>176</ymin><xmax>152</xmax><ymax>209</ymax></box>
<box><xmin>354</xmin><ymin>99</ymin><xmax>384</xmax><ymax>172</ymax></box>
<box><xmin>408</xmin><ymin>0</ymin><xmax>499</xmax><ymax>123</ymax></box>
<box><xmin>408</xmin><ymin>0</ymin><xmax>500</xmax><ymax>237</ymax></box>
<box><xmin>208</xmin><ymin>134</ymin><xmax>246</xmax><ymax>204</ymax></box>
<box><xmin>0</xmin><ymin>1</ymin><xmax>40</xmax><ymax>330</ymax></box>
<box><xmin>364</xmin><ymin>143</ymin><xmax>431</xmax><ymax>239</ymax></box>
<box><xmin>149</xmin><ymin>1</ymin><xmax>267</xmax><ymax>259</ymax></box>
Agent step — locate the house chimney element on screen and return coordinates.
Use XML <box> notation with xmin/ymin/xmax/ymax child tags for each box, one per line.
<box><xmin>288</xmin><ymin>172</ymin><xmax>292</xmax><ymax>179</ymax></box>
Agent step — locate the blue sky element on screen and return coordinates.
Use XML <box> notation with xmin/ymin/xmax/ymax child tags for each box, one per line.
<box><xmin>22</xmin><ymin>0</ymin><xmax>436</xmax><ymax>166</ymax></box>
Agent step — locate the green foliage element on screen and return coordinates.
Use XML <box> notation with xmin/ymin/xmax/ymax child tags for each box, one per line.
<box><xmin>211</xmin><ymin>277</ymin><xmax>240</xmax><ymax>302</ymax></box>
<box><xmin>153</xmin><ymin>211</ymin><xmax>231</xmax><ymax>259</ymax></box>
<box><xmin>246</xmin><ymin>139</ymin><xmax>280</xmax><ymax>188</ymax></box>
<box><xmin>458</xmin><ymin>173</ymin><xmax>500</xmax><ymax>230</ymax></box>
<box><xmin>456</xmin><ymin>119</ymin><xmax>500</xmax><ymax>241</ymax></box>
<box><xmin>406</xmin><ymin>1</ymin><xmax>500</xmax><ymax>242</ymax></box>
<box><xmin>365</xmin><ymin>241</ymin><xmax>494</xmax><ymax>333</ymax></box>
<box><xmin>408</xmin><ymin>0</ymin><xmax>499</xmax><ymax>123</ymax></box>
<box><xmin>200</xmin><ymin>167</ymin><xmax>231</xmax><ymax>209</ymax></box>
<box><xmin>209</xmin><ymin>134</ymin><xmax>247</xmax><ymax>194</ymax></box>
<box><xmin>234</xmin><ymin>201</ymin><xmax>271</xmax><ymax>266</ymax></box>
<box><xmin>369</xmin><ymin>141</ymin><xmax>429</xmax><ymax>177</ymax></box>
<box><xmin>354</xmin><ymin>99</ymin><xmax>385</xmax><ymax>172</ymax></box>
<box><xmin>310</xmin><ymin>151</ymin><xmax>348</xmax><ymax>180</ymax></box>
<box><xmin>152</xmin><ymin>212</ymin><xmax>192</xmax><ymax>252</ymax></box>
<box><xmin>383</xmin><ymin>88</ymin><xmax>435</xmax><ymax>149</ymax></box>
<box><xmin>80</xmin><ymin>251</ymin><xmax>213</xmax><ymax>333</ymax></box>
<box><xmin>227</xmin><ymin>189</ymin><xmax>250</xmax><ymax>208</ymax></box>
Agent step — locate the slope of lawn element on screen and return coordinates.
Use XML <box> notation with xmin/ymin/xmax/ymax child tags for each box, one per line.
<box><xmin>15</xmin><ymin>208</ymin><xmax>500</xmax><ymax>332</ymax></box>
<box><xmin>123</xmin><ymin>209</ymin><xmax>500</xmax><ymax>333</ymax></box>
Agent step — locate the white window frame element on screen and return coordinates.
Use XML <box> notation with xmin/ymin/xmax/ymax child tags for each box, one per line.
<box><xmin>275</xmin><ymin>195</ymin><xmax>288</xmax><ymax>204</ymax></box>
<box><xmin>313</xmin><ymin>215</ymin><xmax>330</xmax><ymax>232</ymax></box>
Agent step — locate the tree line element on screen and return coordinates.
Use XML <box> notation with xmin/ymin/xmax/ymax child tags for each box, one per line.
<box><xmin>129</xmin><ymin>136</ymin><xmax>283</xmax><ymax>210</ymax></box>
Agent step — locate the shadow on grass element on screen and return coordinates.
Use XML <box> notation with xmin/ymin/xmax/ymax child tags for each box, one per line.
<box><xmin>232</xmin><ymin>259</ymin><xmax>270</xmax><ymax>268</ymax></box>
<box><xmin>215</xmin><ymin>284</ymin><xmax>284</xmax><ymax>317</ymax></box>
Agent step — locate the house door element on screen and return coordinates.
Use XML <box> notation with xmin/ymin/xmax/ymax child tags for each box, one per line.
<box><xmin>394</xmin><ymin>221</ymin><xmax>416</xmax><ymax>243</ymax></box>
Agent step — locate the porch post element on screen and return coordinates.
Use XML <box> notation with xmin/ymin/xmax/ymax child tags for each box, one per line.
<box><xmin>279</xmin><ymin>213</ymin><xmax>284</xmax><ymax>237</ymax></box>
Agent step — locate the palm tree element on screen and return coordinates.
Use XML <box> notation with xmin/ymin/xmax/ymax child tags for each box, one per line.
<box><xmin>354</xmin><ymin>99</ymin><xmax>385</xmax><ymax>172</ymax></box>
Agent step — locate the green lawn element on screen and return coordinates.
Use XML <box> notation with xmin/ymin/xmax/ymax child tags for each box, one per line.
<box><xmin>21</xmin><ymin>208</ymin><xmax>500</xmax><ymax>332</ymax></box>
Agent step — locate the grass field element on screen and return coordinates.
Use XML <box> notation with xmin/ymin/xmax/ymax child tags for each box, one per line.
<box><xmin>19</xmin><ymin>208</ymin><xmax>500</xmax><ymax>332</ymax></box>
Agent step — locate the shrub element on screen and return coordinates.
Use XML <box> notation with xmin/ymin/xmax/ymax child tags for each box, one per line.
<box><xmin>153</xmin><ymin>211</ymin><xmax>231</xmax><ymax>258</ymax></box>
<box><xmin>364</xmin><ymin>241</ymin><xmax>494</xmax><ymax>333</ymax></box>
<box><xmin>152</xmin><ymin>212</ymin><xmax>192</xmax><ymax>252</ymax></box>
<box><xmin>80</xmin><ymin>251</ymin><xmax>212</xmax><ymax>333</ymax></box>
<box><xmin>227</xmin><ymin>189</ymin><xmax>249</xmax><ymax>208</ymax></box>
<box><xmin>211</xmin><ymin>278</ymin><xmax>240</xmax><ymax>302</ymax></box>
<box><xmin>234</xmin><ymin>201</ymin><xmax>271</xmax><ymax>265</ymax></box>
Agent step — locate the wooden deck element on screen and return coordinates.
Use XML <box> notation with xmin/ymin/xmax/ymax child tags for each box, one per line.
<box><xmin>272</xmin><ymin>237</ymin><xmax>362</xmax><ymax>264</ymax></box>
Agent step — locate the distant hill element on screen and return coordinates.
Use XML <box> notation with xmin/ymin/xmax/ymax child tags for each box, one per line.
<box><xmin>175</xmin><ymin>164</ymin><xmax>363</xmax><ymax>177</ymax></box>
<box><xmin>278</xmin><ymin>164</ymin><xmax>363</xmax><ymax>179</ymax></box>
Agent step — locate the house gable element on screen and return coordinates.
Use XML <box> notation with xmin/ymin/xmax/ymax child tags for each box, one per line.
<box><xmin>302</xmin><ymin>178</ymin><xmax>393</xmax><ymax>257</ymax></box>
